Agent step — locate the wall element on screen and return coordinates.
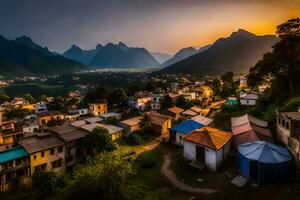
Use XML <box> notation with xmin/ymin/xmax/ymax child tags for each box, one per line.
<box><xmin>240</xmin><ymin>99</ymin><xmax>256</xmax><ymax>106</ymax></box>
<box><xmin>183</xmin><ymin>140</ymin><xmax>196</xmax><ymax>160</ymax></box>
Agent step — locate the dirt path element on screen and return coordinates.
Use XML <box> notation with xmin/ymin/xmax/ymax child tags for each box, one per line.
<box><xmin>161</xmin><ymin>153</ymin><xmax>217</xmax><ymax>194</ymax></box>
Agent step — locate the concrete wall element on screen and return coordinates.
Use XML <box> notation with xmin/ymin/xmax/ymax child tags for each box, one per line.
<box><xmin>240</xmin><ymin>99</ymin><xmax>256</xmax><ymax>105</ymax></box>
<box><xmin>183</xmin><ymin>140</ymin><xmax>196</xmax><ymax>160</ymax></box>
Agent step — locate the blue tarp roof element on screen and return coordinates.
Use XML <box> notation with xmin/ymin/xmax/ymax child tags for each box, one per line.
<box><xmin>170</xmin><ymin>119</ymin><xmax>204</xmax><ymax>134</ymax></box>
<box><xmin>238</xmin><ymin>141</ymin><xmax>292</xmax><ymax>164</ymax></box>
<box><xmin>0</xmin><ymin>147</ymin><xmax>29</xmax><ymax>164</ymax></box>
<box><xmin>227</xmin><ymin>100</ymin><xmax>238</xmax><ymax>105</ymax></box>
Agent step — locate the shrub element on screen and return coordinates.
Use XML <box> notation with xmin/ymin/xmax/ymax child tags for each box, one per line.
<box><xmin>137</xmin><ymin>151</ymin><xmax>157</xmax><ymax>169</ymax></box>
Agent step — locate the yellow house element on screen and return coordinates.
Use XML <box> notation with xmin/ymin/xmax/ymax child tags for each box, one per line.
<box><xmin>37</xmin><ymin>111</ymin><xmax>65</xmax><ymax>126</ymax></box>
<box><xmin>21</xmin><ymin>104</ymin><xmax>36</xmax><ymax>111</ymax></box>
<box><xmin>20</xmin><ymin>133</ymin><xmax>65</xmax><ymax>175</ymax></box>
<box><xmin>148</xmin><ymin>111</ymin><xmax>172</xmax><ymax>136</ymax></box>
<box><xmin>0</xmin><ymin>121</ymin><xmax>24</xmax><ymax>151</ymax></box>
<box><xmin>88</xmin><ymin>103</ymin><xmax>107</xmax><ymax>116</ymax></box>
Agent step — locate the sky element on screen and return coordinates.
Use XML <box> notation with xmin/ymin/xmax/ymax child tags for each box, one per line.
<box><xmin>0</xmin><ymin>0</ymin><xmax>299</xmax><ymax>54</ymax></box>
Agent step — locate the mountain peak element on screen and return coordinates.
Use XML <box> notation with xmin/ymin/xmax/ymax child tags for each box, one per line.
<box><xmin>231</xmin><ymin>29</ymin><xmax>256</xmax><ymax>38</ymax></box>
<box><xmin>71</xmin><ymin>44</ymin><xmax>82</xmax><ymax>50</ymax></box>
<box><xmin>16</xmin><ymin>35</ymin><xmax>33</xmax><ymax>42</ymax></box>
<box><xmin>118</xmin><ymin>42</ymin><xmax>128</xmax><ymax>49</ymax></box>
<box><xmin>96</xmin><ymin>44</ymin><xmax>103</xmax><ymax>49</ymax></box>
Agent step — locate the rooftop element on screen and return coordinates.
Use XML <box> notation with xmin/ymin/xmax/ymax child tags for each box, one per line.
<box><xmin>119</xmin><ymin>116</ymin><xmax>143</xmax><ymax>126</ymax></box>
<box><xmin>49</xmin><ymin>124</ymin><xmax>89</xmax><ymax>142</ymax></box>
<box><xmin>184</xmin><ymin>127</ymin><xmax>232</xmax><ymax>151</ymax></box>
<box><xmin>0</xmin><ymin>147</ymin><xmax>29</xmax><ymax>164</ymax></box>
<box><xmin>20</xmin><ymin>133</ymin><xmax>64</xmax><ymax>153</ymax></box>
<box><xmin>168</xmin><ymin>106</ymin><xmax>184</xmax><ymax>114</ymax></box>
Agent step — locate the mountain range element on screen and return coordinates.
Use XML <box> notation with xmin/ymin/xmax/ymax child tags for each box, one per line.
<box><xmin>63</xmin><ymin>42</ymin><xmax>159</xmax><ymax>68</ymax></box>
<box><xmin>0</xmin><ymin>36</ymin><xmax>88</xmax><ymax>76</ymax></box>
<box><xmin>158</xmin><ymin>29</ymin><xmax>278</xmax><ymax>76</ymax></box>
<box><xmin>151</xmin><ymin>52</ymin><xmax>172</xmax><ymax>64</ymax></box>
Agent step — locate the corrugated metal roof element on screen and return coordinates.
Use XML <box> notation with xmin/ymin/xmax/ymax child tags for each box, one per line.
<box><xmin>0</xmin><ymin>147</ymin><xmax>28</xmax><ymax>164</ymax></box>
<box><xmin>170</xmin><ymin>120</ymin><xmax>204</xmax><ymax>134</ymax></box>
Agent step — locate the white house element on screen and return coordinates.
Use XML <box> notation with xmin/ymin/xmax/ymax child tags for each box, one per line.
<box><xmin>240</xmin><ymin>93</ymin><xmax>258</xmax><ymax>106</ymax></box>
<box><xmin>128</xmin><ymin>91</ymin><xmax>152</xmax><ymax>110</ymax></box>
<box><xmin>183</xmin><ymin>127</ymin><xmax>232</xmax><ymax>171</ymax></box>
<box><xmin>150</xmin><ymin>94</ymin><xmax>164</xmax><ymax>110</ymax></box>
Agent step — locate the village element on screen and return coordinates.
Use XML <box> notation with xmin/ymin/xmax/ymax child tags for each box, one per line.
<box><xmin>0</xmin><ymin>71</ymin><xmax>298</xmax><ymax>199</ymax></box>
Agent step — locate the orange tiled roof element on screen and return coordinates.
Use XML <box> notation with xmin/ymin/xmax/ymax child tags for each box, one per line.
<box><xmin>184</xmin><ymin>127</ymin><xmax>232</xmax><ymax>150</ymax></box>
<box><xmin>168</xmin><ymin>106</ymin><xmax>184</xmax><ymax>114</ymax></box>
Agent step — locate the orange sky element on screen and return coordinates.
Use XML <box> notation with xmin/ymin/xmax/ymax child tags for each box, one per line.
<box><xmin>1</xmin><ymin>0</ymin><xmax>299</xmax><ymax>54</ymax></box>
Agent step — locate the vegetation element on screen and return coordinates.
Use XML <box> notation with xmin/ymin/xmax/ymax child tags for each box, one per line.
<box><xmin>5</xmin><ymin>108</ymin><xmax>31</xmax><ymax>120</ymax></box>
<box><xmin>161</xmin><ymin>95</ymin><xmax>174</xmax><ymax>110</ymax></box>
<box><xmin>82</xmin><ymin>127</ymin><xmax>116</xmax><ymax>155</ymax></box>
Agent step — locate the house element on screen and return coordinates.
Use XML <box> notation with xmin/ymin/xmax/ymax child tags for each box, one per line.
<box><xmin>0</xmin><ymin>147</ymin><xmax>31</xmax><ymax>192</ymax></box>
<box><xmin>150</xmin><ymin>94</ymin><xmax>164</xmax><ymax>110</ymax></box>
<box><xmin>70</xmin><ymin>108</ymin><xmax>89</xmax><ymax>116</ymax></box>
<box><xmin>118</xmin><ymin>117</ymin><xmax>143</xmax><ymax>135</ymax></box>
<box><xmin>190</xmin><ymin>106</ymin><xmax>202</xmax><ymax>115</ymax></box>
<box><xmin>169</xmin><ymin>120</ymin><xmax>204</xmax><ymax>145</ymax></box>
<box><xmin>168</xmin><ymin>93</ymin><xmax>181</xmax><ymax>102</ymax></box>
<box><xmin>22</xmin><ymin>115</ymin><xmax>39</xmax><ymax>134</ymax></box>
<box><xmin>88</xmin><ymin>102</ymin><xmax>107</xmax><ymax>116</ymax></box>
<box><xmin>20</xmin><ymin>133</ymin><xmax>65</xmax><ymax>174</ymax></box>
<box><xmin>100</xmin><ymin>112</ymin><xmax>122</xmax><ymax>121</ymax></box>
<box><xmin>78</xmin><ymin>122</ymin><xmax>123</xmax><ymax>141</ymax></box>
<box><xmin>64</xmin><ymin>113</ymin><xmax>80</xmax><ymax>122</ymax></box>
<box><xmin>277</xmin><ymin>111</ymin><xmax>300</xmax><ymax>167</ymax></box>
<box><xmin>37</xmin><ymin>111</ymin><xmax>65</xmax><ymax>127</ymax></box>
<box><xmin>49</xmin><ymin>125</ymin><xmax>89</xmax><ymax>171</ymax></box>
<box><xmin>83</xmin><ymin>116</ymin><xmax>104</xmax><ymax>124</ymax></box>
<box><xmin>240</xmin><ymin>93</ymin><xmax>258</xmax><ymax>105</ymax></box>
<box><xmin>102</xmin><ymin>125</ymin><xmax>123</xmax><ymax>140</ymax></box>
<box><xmin>181</xmin><ymin>109</ymin><xmax>197</xmax><ymax>117</ymax></box>
<box><xmin>163</xmin><ymin>106</ymin><xmax>184</xmax><ymax>120</ymax></box>
<box><xmin>191</xmin><ymin>115</ymin><xmax>213</xmax><ymax>126</ymax></box>
<box><xmin>128</xmin><ymin>91</ymin><xmax>152</xmax><ymax>110</ymax></box>
<box><xmin>231</xmin><ymin>114</ymin><xmax>273</xmax><ymax>149</ymax></box>
<box><xmin>147</xmin><ymin>111</ymin><xmax>171</xmax><ymax>136</ymax></box>
<box><xmin>183</xmin><ymin>127</ymin><xmax>232</xmax><ymax>171</ymax></box>
<box><xmin>227</xmin><ymin>96</ymin><xmax>238</xmax><ymax>105</ymax></box>
<box><xmin>182</xmin><ymin>92</ymin><xmax>196</xmax><ymax>101</ymax></box>
<box><xmin>0</xmin><ymin>121</ymin><xmax>24</xmax><ymax>152</ymax></box>
<box><xmin>35</xmin><ymin>104</ymin><xmax>48</xmax><ymax>114</ymax></box>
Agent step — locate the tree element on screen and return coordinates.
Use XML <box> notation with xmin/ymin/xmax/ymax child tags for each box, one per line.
<box><xmin>83</xmin><ymin>127</ymin><xmax>116</xmax><ymax>155</ymax></box>
<box><xmin>47</xmin><ymin>97</ymin><xmax>68</xmax><ymax>113</ymax></box>
<box><xmin>247</xmin><ymin>18</ymin><xmax>300</xmax><ymax>94</ymax></box>
<box><xmin>108</xmin><ymin>88</ymin><xmax>128</xmax><ymax>106</ymax></box>
<box><xmin>0</xmin><ymin>93</ymin><xmax>10</xmax><ymax>104</ymax></box>
<box><xmin>32</xmin><ymin>171</ymin><xmax>58</xmax><ymax>199</ymax></box>
<box><xmin>84</xmin><ymin>85</ymin><xmax>108</xmax><ymax>103</ymax></box>
<box><xmin>5</xmin><ymin>108</ymin><xmax>31</xmax><ymax>120</ymax></box>
<box><xmin>212</xmin><ymin>78</ymin><xmax>222</xmax><ymax>96</ymax></box>
<box><xmin>161</xmin><ymin>95</ymin><xmax>174</xmax><ymax>110</ymax></box>
<box><xmin>139</xmin><ymin>114</ymin><xmax>152</xmax><ymax>130</ymax></box>
<box><xmin>23</xmin><ymin>93</ymin><xmax>35</xmax><ymax>104</ymax></box>
<box><xmin>64</xmin><ymin>153</ymin><xmax>135</xmax><ymax>200</ymax></box>
<box><xmin>175</xmin><ymin>96</ymin><xmax>188</xmax><ymax>109</ymax></box>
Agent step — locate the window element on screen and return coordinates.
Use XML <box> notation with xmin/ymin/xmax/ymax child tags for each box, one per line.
<box><xmin>16</xmin><ymin>158</ymin><xmax>22</xmax><ymax>166</ymax></box>
<box><xmin>50</xmin><ymin>148</ymin><xmax>55</xmax><ymax>155</ymax></box>
<box><xmin>98</xmin><ymin>106</ymin><xmax>101</xmax><ymax>109</ymax></box>
<box><xmin>34</xmin><ymin>155</ymin><xmax>37</xmax><ymax>160</ymax></box>
<box><xmin>58</xmin><ymin>146</ymin><xmax>63</xmax><ymax>153</ymax></box>
<box><xmin>41</xmin><ymin>151</ymin><xmax>45</xmax><ymax>157</ymax></box>
<box><xmin>67</xmin><ymin>149</ymin><xmax>72</xmax><ymax>155</ymax></box>
<box><xmin>51</xmin><ymin>160</ymin><xmax>62</xmax><ymax>169</ymax></box>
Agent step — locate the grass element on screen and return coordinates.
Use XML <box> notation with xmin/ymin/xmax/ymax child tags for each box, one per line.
<box><xmin>117</xmin><ymin>139</ymin><xmax>298</xmax><ymax>200</ymax></box>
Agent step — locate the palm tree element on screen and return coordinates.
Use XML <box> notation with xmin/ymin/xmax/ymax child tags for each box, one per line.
<box><xmin>139</xmin><ymin>114</ymin><xmax>152</xmax><ymax>130</ymax></box>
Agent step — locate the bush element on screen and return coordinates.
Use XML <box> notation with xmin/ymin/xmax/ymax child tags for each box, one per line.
<box><xmin>137</xmin><ymin>151</ymin><xmax>157</xmax><ymax>169</ymax></box>
<box><xmin>126</xmin><ymin>133</ymin><xmax>143</xmax><ymax>145</ymax></box>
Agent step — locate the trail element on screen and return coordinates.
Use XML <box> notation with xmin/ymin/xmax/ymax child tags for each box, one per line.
<box><xmin>161</xmin><ymin>153</ymin><xmax>217</xmax><ymax>194</ymax></box>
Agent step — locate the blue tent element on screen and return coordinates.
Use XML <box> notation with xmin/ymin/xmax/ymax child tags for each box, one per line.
<box><xmin>227</xmin><ymin>100</ymin><xmax>238</xmax><ymax>105</ymax></box>
<box><xmin>170</xmin><ymin>119</ymin><xmax>204</xmax><ymax>134</ymax></box>
<box><xmin>237</xmin><ymin>141</ymin><xmax>293</xmax><ymax>184</ymax></box>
